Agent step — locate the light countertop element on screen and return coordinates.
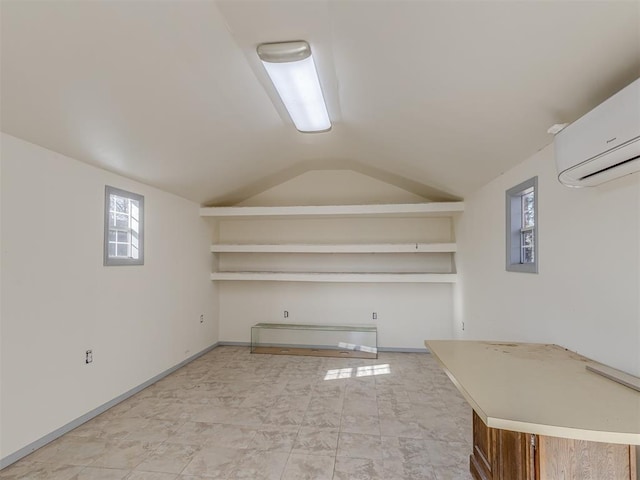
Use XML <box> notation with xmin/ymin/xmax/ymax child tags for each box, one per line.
<box><xmin>426</xmin><ymin>340</ymin><xmax>640</xmax><ymax>445</ymax></box>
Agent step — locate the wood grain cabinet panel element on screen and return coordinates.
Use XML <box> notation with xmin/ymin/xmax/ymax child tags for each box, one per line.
<box><xmin>470</xmin><ymin>413</ymin><xmax>637</xmax><ymax>480</ymax></box>
<box><xmin>471</xmin><ymin>411</ymin><xmax>533</xmax><ymax>480</ymax></box>
<box><xmin>538</xmin><ymin>435</ymin><xmax>637</xmax><ymax>480</ymax></box>
<box><xmin>470</xmin><ymin>410</ymin><xmax>495</xmax><ymax>480</ymax></box>
<box><xmin>495</xmin><ymin>428</ymin><xmax>533</xmax><ymax>480</ymax></box>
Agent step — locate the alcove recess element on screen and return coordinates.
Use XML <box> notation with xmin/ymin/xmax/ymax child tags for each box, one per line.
<box><xmin>200</xmin><ymin>202</ymin><xmax>464</xmax><ymax>283</ymax></box>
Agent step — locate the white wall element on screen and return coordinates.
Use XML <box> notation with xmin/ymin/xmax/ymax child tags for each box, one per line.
<box><xmin>0</xmin><ymin>134</ymin><xmax>218</xmax><ymax>460</ymax></box>
<box><xmin>238</xmin><ymin>170</ymin><xmax>429</xmax><ymax>206</ymax></box>
<box><xmin>216</xmin><ymin>171</ymin><xmax>456</xmax><ymax>349</ymax></box>
<box><xmin>219</xmin><ymin>282</ymin><xmax>452</xmax><ymax>349</ymax></box>
<box><xmin>454</xmin><ymin>144</ymin><xmax>640</xmax><ymax>376</ymax></box>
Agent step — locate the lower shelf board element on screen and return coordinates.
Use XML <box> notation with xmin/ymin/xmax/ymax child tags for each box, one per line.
<box><xmin>251</xmin><ymin>346</ymin><xmax>378</xmax><ymax>359</ymax></box>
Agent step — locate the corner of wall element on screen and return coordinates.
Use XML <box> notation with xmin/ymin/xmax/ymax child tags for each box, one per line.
<box><xmin>454</xmin><ymin>142</ymin><xmax>640</xmax><ymax>374</ymax></box>
<box><xmin>1</xmin><ymin>133</ymin><xmax>220</xmax><ymax>459</ymax></box>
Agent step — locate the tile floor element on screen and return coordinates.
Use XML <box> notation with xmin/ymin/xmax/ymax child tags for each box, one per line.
<box><xmin>0</xmin><ymin>347</ymin><xmax>474</xmax><ymax>480</ymax></box>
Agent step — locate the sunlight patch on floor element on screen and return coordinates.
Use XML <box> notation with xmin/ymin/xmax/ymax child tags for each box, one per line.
<box><xmin>324</xmin><ymin>364</ymin><xmax>390</xmax><ymax>380</ymax></box>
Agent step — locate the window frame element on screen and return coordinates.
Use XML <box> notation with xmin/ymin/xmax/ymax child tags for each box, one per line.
<box><xmin>104</xmin><ymin>185</ymin><xmax>144</xmax><ymax>266</ymax></box>
<box><xmin>506</xmin><ymin>176</ymin><xmax>538</xmax><ymax>273</ymax></box>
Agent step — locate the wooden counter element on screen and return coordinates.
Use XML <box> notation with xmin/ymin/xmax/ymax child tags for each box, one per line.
<box><xmin>426</xmin><ymin>340</ymin><xmax>639</xmax><ymax>480</ymax></box>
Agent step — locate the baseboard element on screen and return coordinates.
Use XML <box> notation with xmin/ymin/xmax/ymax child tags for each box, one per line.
<box><xmin>378</xmin><ymin>346</ymin><xmax>429</xmax><ymax>353</ymax></box>
<box><xmin>0</xmin><ymin>342</ymin><xmax>219</xmax><ymax>470</ymax></box>
<box><xmin>218</xmin><ymin>341</ymin><xmax>428</xmax><ymax>354</ymax></box>
<box><xmin>217</xmin><ymin>341</ymin><xmax>251</xmax><ymax>347</ymax></box>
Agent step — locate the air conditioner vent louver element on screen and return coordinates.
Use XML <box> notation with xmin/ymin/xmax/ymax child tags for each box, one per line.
<box><xmin>580</xmin><ymin>153</ymin><xmax>640</xmax><ymax>181</ymax></box>
<box><xmin>554</xmin><ymin>78</ymin><xmax>640</xmax><ymax>187</ymax></box>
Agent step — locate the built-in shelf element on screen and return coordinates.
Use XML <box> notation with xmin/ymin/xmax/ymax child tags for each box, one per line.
<box><xmin>210</xmin><ymin>272</ymin><xmax>457</xmax><ymax>283</ymax></box>
<box><xmin>210</xmin><ymin>243</ymin><xmax>457</xmax><ymax>253</ymax></box>
<box><xmin>206</xmin><ymin>202</ymin><xmax>461</xmax><ymax>285</ymax></box>
<box><xmin>200</xmin><ymin>202</ymin><xmax>464</xmax><ymax>218</ymax></box>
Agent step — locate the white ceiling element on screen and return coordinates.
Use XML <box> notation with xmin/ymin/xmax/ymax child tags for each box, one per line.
<box><xmin>1</xmin><ymin>1</ymin><xmax>639</xmax><ymax>205</ymax></box>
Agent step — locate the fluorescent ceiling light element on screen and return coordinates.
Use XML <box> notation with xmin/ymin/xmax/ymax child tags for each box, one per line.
<box><xmin>257</xmin><ymin>41</ymin><xmax>331</xmax><ymax>133</ymax></box>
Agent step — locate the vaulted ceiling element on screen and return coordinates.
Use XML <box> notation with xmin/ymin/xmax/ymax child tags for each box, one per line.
<box><xmin>1</xmin><ymin>1</ymin><xmax>639</xmax><ymax>205</ymax></box>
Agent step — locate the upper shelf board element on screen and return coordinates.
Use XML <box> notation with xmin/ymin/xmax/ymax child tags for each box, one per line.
<box><xmin>210</xmin><ymin>272</ymin><xmax>457</xmax><ymax>283</ymax></box>
<box><xmin>199</xmin><ymin>202</ymin><xmax>464</xmax><ymax>218</ymax></box>
<box><xmin>210</xmin><ymin>243</ymin><xmax>457</xmax><ymax>253</ymax></box>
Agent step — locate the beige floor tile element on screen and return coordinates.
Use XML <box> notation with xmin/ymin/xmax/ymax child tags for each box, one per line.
<box><xmin>226</xmin><ymin>406</ymin><xmax>269</xmax><ymax>426</ymax></box>
<box><xmin>153</xmin><ymin>403</ymin><xmax>196</xmax><ymax>422</ymax></box>
<box><xmin>433</xmin><ymin>465</ymin><xmax>475</xmax><ymax>480</ymax></box>
<box><xmin>203</xmin><ymin>424</ymin><xmax>257</xmax><ymax>449</ymax></box>
<box><xmin>180</xmin><ymin>446</ymin><xmax>240</xmax><ymax>478</ymax></box>
<box><xmin>44</xmin><ymin>437</ymin><xmax>110</xmax><ymax>466</ymax></box>
<box><xmin>188</xmin><ymin>405</ymin><xmax>236</xmax><ymax>424</ymax></box>
<box><xmin>337</xmin><ymin>432</ymin><xmax>383</xmax><ymax>460</ymax></box>
<box><xmin>340</xmin><ymin>412</ymin><xmax>380</xmax><ymax>435</ymax></box>
<box><xmin>333</xmin><ymin>456</ymin><xmax>384</xmax><ymax>480</ymax></box>
<box><xmin>2</xmin><ymin>348</ymin><xmax>475</xmax><ymax>480</ymax></box>
<box><xmin>384</xmin><ymin>460</ymin><xmax>438</xmax><ymax>479</ymax></box>
<box><xmin>248</xmin><ymin>426</ymin><xmax>299</xmax><ymax>452</ymax></box>
<box><xmin>125</xmin><ymin>419</ymin><xmax>184</xmax><ymax>443</ymax></box>
<box><xmin>381</xmin><ymin>436</ymin><xmax>431</xmax><ymax>465</ymax></box>
<box><xmin>134</xmin><ymin>443</ymin><xmax>200</xmax><ymax>474</ymax></box>
<box><xmin>301</xmin><ymin>410</ymin><xmax>342</xmax><ymax>429</ymax></box>
<box><xmin>291</xmin><ymin>427</ymin><xmax>339</xmax><ymax>456</ymax></box>
<box><xmin>264</xmin><ymin>404</ymin><xmax>307</xmax><ymax>427</ymax></box>
<box><xmin>67</xmin><ymin>417</ymin><xmax>112</xmax><ymax>440</ymax></box>
<box><xmin>97</xmin><ymin>418</ymin><xmax>149</xmax><ymax>441</ymax></box>
<box><xmin>342</xmin><ymin>398</ymin><xmax>378</xmax><ymax>416</ymax></box>
<box><xmin>424</xmin><ymin>439</ymin><xmax>468</xmax><ymax>468</ymax></box>
<box><xmin>281</xmin><ymin>453</ymin><xmax>335</xmax><ymax>480</ymax></box>
<box><xmin>306</xmin><ymin>397</ymin><xmax>343</xmax><ymax>414</ymax></box>
<box><xmin>18</xmin><ymin>437</ymin><xmax>69</xmax><ymax>464</ymax></box>
<box><xmin>90</xmin><ymin>440</ymin><xmax>161</xmax><ymax>469</ymax></box>
<box><xmin>227</xmin><ymin>449</ymin><xmax>288</xmax><ymax>480</ymax></box>
<box><xmin>0</xmin><ymin>462</ymin><xmax>83</xmax><ymax>480</ymax></box>
<box><xmin>379</xmin><ymin>416</ymin><xmax>425</xmax><ymax>439</ymax></box>
<box><xmin>311</xmin><ymin>383</ymin><xmax>346</xmax><ymax>399</ymax></box>
<box><xmin>95</xmin><ymin>398</ymin><xmax>140</xmax><ymax>420</ymax></box>
<box><xmin>73</xmin><ymin>466</ymin><xmax>131</xmax><ymax>480</ymax></box>
<box><xmin>124</xmin><ymin>400</ymin><xmax>184</xmax><ymax>420</ymax></box>
<box><xmin>125</xmin><ymin>472</ymin><xmax>178</xmax><ymax>480</ymax></box>
<box><xmin>166</xmin><ymin>422</ymin><xmax>218</xmax><ymax>445</ymax></box>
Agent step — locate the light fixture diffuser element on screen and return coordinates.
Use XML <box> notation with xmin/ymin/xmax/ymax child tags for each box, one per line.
<box><xmin>257</xmin><ymin>41</ymin><xmax>331</xmax><ymax>133</ymax></box>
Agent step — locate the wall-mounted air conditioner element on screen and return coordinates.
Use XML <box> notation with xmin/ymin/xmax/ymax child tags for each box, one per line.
<box><xmin>554</xmin><ymin>78</ymin><xmax>640</xmax><ymax>187</ymax></box>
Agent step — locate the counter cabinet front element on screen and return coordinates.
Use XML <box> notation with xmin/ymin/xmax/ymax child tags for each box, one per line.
<box><xmin>426</xmin><ymin>340</ymin><xmax>640</xmax><ymax>480</ymax></box>
<box><xmin>470</xmin><ymin>410</ymin><xmax>636</xmax><ymax>480</ymax></box>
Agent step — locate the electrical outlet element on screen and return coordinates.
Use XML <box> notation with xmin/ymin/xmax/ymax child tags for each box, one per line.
<box><xmin>200</xmin><ymin>314</ymin><xmax>204</xmax><ymax>324</ymax></box>
<box><xmin>372</xmin><ymin>312</ymin><xmax>377</xmax><ymax>320</ymax></box>
<box><xmin>284</xmin><ymin>310</ymin><xmax>289</xmax><ymax>318</ymax></box>
<box><xmin>85</xmin><ymin>350</ymin><xmax>93</xmax><ymax>364</ymax></box>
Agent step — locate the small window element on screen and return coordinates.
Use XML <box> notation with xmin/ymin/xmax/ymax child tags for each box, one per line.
<box><xmin>506</xmin><ymin>177</ymin><xmax>537</xmax><ymax>273</ymax></box>
<box><xmin>104</xmin><ymin>186</ymin><xmax>144</xmax><ymax>266</ymax></box>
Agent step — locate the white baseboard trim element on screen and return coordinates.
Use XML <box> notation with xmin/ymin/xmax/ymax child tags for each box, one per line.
<box><xmin>0</xmin><ymin>342</ymin><xmax>219</xmax><ymax>470</ymax></box>
<box><xmin>379</xmin><ymin>347</ymin><xmax>429</xmax><ymax>353</ymax></box>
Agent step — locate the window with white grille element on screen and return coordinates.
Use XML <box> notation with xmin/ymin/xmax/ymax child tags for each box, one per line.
<box><xmin>104</xmin><ymin>186</ymin><xmax>144</xmax><ymax>266</ymax></box>
<box><xmin>506</xmin><ymin>177</ymin><xmax>537</xmax><ymax>273</ymax></box>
